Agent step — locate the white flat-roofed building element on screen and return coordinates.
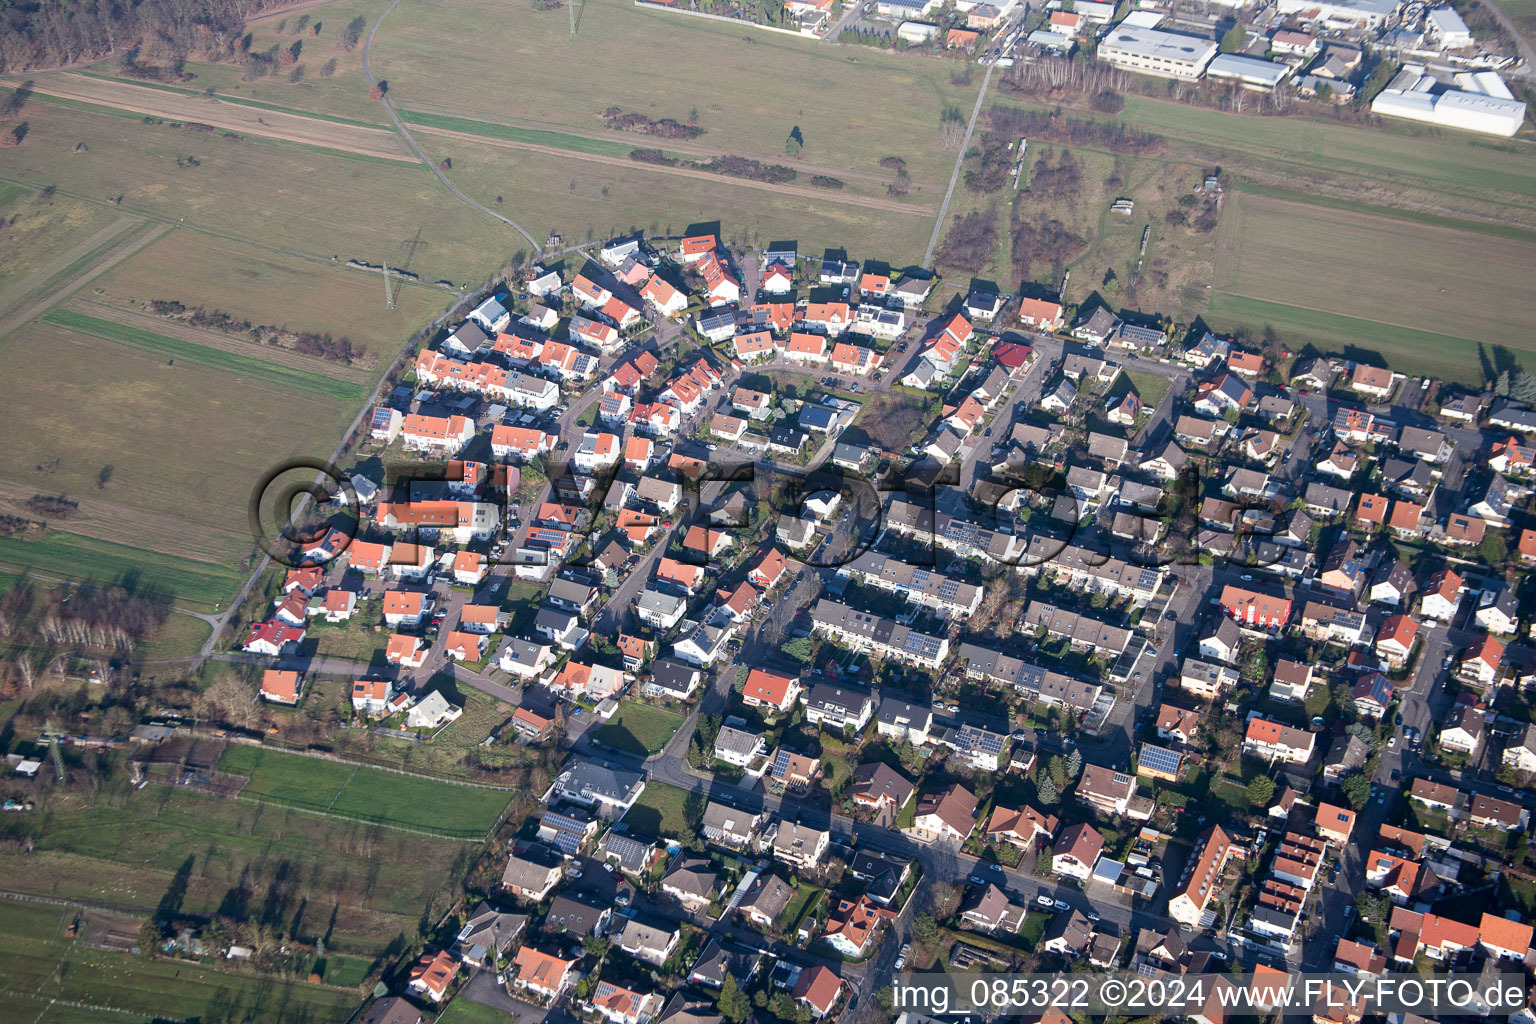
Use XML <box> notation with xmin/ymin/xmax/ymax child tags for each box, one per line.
<box><xmin>1372</xmin><ymin>65</ymin><xmax>1527</xmax><ymax>137</ymax></box>
<box><xmin>1097</xmin><ymin>25</ymin><xmax>1218</xmax><ymax>80</ymax></box>
<box><xmin>1206</xmin><ymin>53</ymin><xmax>1290</xmax><ymax>90</ymax></box>
<box><xmin>1275</xmin><ymin>0</ymin><xmax>1399</xmax><ymax>29</ymax></box>
<box><xmin>1029</xmin><ymin>29</ymin><xmax>1075</xmax><ymax>51</ymax></box>
<box><xmin>1426</xmin><ymin>6</ymin><xmax>1472</xmax><ymax>47</ymax></box>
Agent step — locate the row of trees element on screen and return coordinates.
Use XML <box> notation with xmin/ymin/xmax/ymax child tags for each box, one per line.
<box><xmin>0</xmin><ymin>0</ymin><xmax>297</xmax><ymax>74</ymax></box>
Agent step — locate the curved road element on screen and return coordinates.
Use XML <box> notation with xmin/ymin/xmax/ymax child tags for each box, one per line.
<box><xmin>362</xmin><ymin>0</ymin><xmax>543</xmax><ymax>253</ymax></box>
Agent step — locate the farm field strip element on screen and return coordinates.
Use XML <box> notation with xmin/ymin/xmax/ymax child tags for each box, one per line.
<box><xmin>398</xmin><ymin>104</ymin><xmax>920</xmax><ymax>189</ymax></box>
<box><xmin>409</xmin><ymin>120</ymin><xmax>934</xmax><ymax>216</ymax></box>
<box><xmin>26</xmin><ymin>73</ymin><xmax>413</xmax><ymax>163</ymax></box>
<box><xmin>0</xmin><ymin>476</ymin><xmax>252</xmax><ymax>571</ymax></box>
<box><xmin>1212</xmin><ymin>192</ymin><xmax>1536</xmax><ymax>356</ymax></box>
<box><xmin>67</xmin><ymin>299</ymin><xmax>375</xmax><ymax>384</ymax></box>
<box><xmin>0</xmin><ymin>533</ymin><xmax>247</xmax><ymax>610</ymax></box>
<box><xmin>410</xmin><ymin>132</ymin><xmax>936</xmax><ymax>263</ymax></box>
<box><xmin>1204</xmin><ymin>292</ymin><xmax>1506</xmax><ymax>384</ymax></box>
<box><xmin>0</xmin><ymin>222</ymin><xmax>174</xmax><ymax>343</ymax></box>
<box><xmin>85</xmin><ymin>228</ymin><xmax>451</xmax><ymax>364</ymax></box>
<box><xmin>1229</xmin><ymin>179</ymin><xmax>1536</xmax><ymax>247</ymax></box>
<box><xmin>0</xmin><ymin>785</ymin><xmax>471</xmax><ymax>954</ymax></box>
<box><xmin>0</xmin><ymin>209</ymin><xmax>143</xmax><ymax>316</ymax></box>
<box><xmin>1113</xmin><ymin>93</ymin><xmax>1536</xmax><ymax>203</ymax></box>
<box><xmin>74</xmin><ymin>70</ymin><xmax>392</xmax><ymax>130</ymax></box>
<box><xmin>0</xmin><ymin>319</ymin><xmax>363</xmax><ymax>594</ymax></box>
<box><xmin>216</xmin><ymin>744</ymin><xmax>511</xmax><ymax>838</ymax></box>
<box><xmin>0</xmin><ymin>102</ymin><xmax>514</xmax><ymax>285</ymax></box>
<box><xmin>42</xmin><ymin>309</ymin><xmax>369</xmax><ymax>401</ymax></box>
<box><xmin>368</xmin><ymin>0</ymin><xmax>979</xmax><ymax>187</ymax></box>
<box><xmin>0</xmin><ymin>896</ymin><xmax>357</xmax><ymax>1023</ymax></box>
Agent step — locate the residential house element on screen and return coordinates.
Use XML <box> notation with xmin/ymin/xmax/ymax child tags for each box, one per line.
<box><xmin>1076</xmin><ymin>764</ymin><xmax>1136</xmax><ymax>817</ymax></box>
<box><xmin>1243</xmin><ymin>716</ymin><xmax>1315</xmax><ymax>764</ymax></box>
<box><xmin>960</xmin><ymin>883</ymin><xmax>1027</xmax><ymax>934</ymax></box>
<box><xmin>501</xmin><ymin>845</ymin><xmax>564</xmax><ymax>902</ymax></box>
<box><xmin>1053</xmin><ymin>823</ymin><xmax>1105</xmax><ymax>881</ymax></box>
<box><xmin>661</xmin><ymin>858</ymin><xmax>719</xmax><ymax>911</ymax></box>
<box><xmin>512</xmin><ymin>946</ymin><xmax>577</xmax><ymax>1000</ymax></box>
<box><xmin>1439</xmin><ymin>705</ymin><xmax>1484</xmax><ymax>756</ymax></box>
<box><xmin>910</xmin><ymin>783</ymin><xmax>978</xmax><ymax>843</ymax></box>
<box><xmin>772</xmin><ymin>821</ymin><xmax>830</xmax><ymax>871</ymax></box>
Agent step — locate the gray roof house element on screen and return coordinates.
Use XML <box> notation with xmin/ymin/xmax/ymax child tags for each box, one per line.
<box><xmin>702</xmin><ymin>801</ymin><xmax>762</xmax><ymax>849</ymax></box>
<box><xmin>455</xmin><ymin>902</ymin><xmax>528</xmax><ymax>967</ymax></box>
<box><xmin>545</xmin><ymin>760</ymin><xmax>646</xmax><ymax>817</ymax></box>
<box><xmin>661</xmin><ymin>858</ymin><xmax>719</xmax><ymax>909</ymax></box>
<box><xmin>737</xmin><ymin>873</ymin><xmax>795</xmax><ymax>929</ymax></box>
<box><xmin>688</xmin><ymin>939</ymin><xmax>764</xmax><ymax>988</ymax></box>
<box><xmin>616</xmin><ymin>918</ymin><xmax>681</xmax><ymax>967</ymax></box>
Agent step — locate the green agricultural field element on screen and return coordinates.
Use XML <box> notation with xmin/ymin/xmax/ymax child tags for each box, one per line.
<box><xmin>0</xmin><ymin>189</ymin><xmax>133</xmax><ymax>299</ymax></box>
<box><xmin>1210</xmin><ymin>191</ymin><xmax>1536</xmax><ymax>380</ymax></box>
<box><xmin>1111</xmin><ymin>93</ymin><xmax>1536</xmax><ymax>211</ymax></box>
<box><xmin>88</xmin><ymin>229</ymin><xmax>450</xmax><ymax>365</ymax></box>
<box><xmin>0</xmin><ymin>318</ymin><xmax>359</xmax><ymax>589</ymax></box>
<box><xmin>593</xmin><ymin>700</ymin><xmax>686</xmax><ymax>756</ymax></box>
<box><xmin>0</xmin><ymin>896</ymin><xmax>357</xmax><ymax>1023</ymax></box>
<box><xmin>0</xmin><ymin>532</ymin><xmax>245</xmax><ymax>611</ymax></box>
<box><xmin>1497</xmin><ymin>0</ymin><xmax>1536</xmax><ymax>49</ymax></box>
<box><xmin>368</xmin><ymin>0</ymin><xmax>978</xmax><ymax>190</ymax></box>
<box><xmin>216</xmin><ymin>744</ymin><xmax>511</xmax><ymax>837</ymax></box>
<box><xmin>0</xmin><ymin>98</ymin><xmax>517</xmax><ymax>286</ymax></box>
<box><xmin>43</xmin><ymin>309</ymin><xmax>368</xmax><ymax>401</ymax></box>
<box><xmin>409</xmin><ymin>130</ymin><xmax>935</xmax><ymax>266</ymax></box>
<box><xmin>0</xmin><ymin>784</ymin><xmax>471</xmax><ymax>955</ymax></box>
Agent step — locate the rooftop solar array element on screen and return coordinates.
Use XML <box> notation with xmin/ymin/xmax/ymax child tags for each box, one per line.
<box><xmin>1138</xmin><ymin>743</ymin><xmax>1183</xmax><ymax>778</ymax></box>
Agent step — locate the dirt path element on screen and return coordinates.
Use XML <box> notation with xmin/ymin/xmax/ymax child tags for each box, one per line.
<box><xmin>27</xmin><ymin>73</ymin><xmax>414</xmax><ymax>163</ymax></box>
<box><xmin>0</xmin><ymin>221</ymin><xmax>172</xmax><ymax>342</ymax></box>
<box><xmin>67</xmin><ymin>299</ymin><xmax>376</xmax><ymax>384</ymax></box>
<box><xmin>412</xmin><ymin>122</ymin><xmax>934</xmax><ymax>216</ymax></box>
<box><xmin>0</xmin><ymin>477</ymin><xmax>251</xmax><ymax>566</ymax></box>
<box><xmin>0</xmin><ymin>215</ymin><xmax>141</xmax><ymax>321</ymax></box>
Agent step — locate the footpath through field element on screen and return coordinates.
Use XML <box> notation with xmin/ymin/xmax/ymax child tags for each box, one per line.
<box><xmin>24</xmin><ymin>72</ymin><xmax>413</xmax><ymax>162</ymax></box>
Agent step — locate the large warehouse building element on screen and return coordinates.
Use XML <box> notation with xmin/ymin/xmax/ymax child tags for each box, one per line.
<box><xmin>1371</xmin><ymin>65</ymin><xmax>1528</xmax><ymax>137</ymax></box>
<box><xmin>1096</xmin><ymin>25</ymin><xmax>1218</xmax><ymax>80</ymax></box>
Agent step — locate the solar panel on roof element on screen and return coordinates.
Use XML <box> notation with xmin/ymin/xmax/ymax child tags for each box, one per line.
<box><xmin>1139</xmin><ymin>744</ymin><xmax>1182</xmax><ymax>777</ymax></box>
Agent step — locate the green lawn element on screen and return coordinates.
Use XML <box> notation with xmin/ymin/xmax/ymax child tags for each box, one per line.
<box><xmin>42</xmin><ymin>309</ymin><xmax>367</xmax><ymax>402</ymax></box>
<box><xmin>437</xmin><ymin>997</ymin><xmax>518</xmax><ymax>1023</ymax></box>
<box><xmin>216</xmin><ymin>744</ymin><xmax>511</xmax><ymax>838</ymax></box>
<box><xmin>1123</xmin><ymin>369</ymin><xmax>1172</xmax><ymax>412</ymax></box>
<box><xmin>318</xmin><ymin>953</ymin><xmax>374</xmax><ymax>987</ymax></box>
<box><xmin>778</xmin><ymin>884</ymin><xmax>824</xmax><ymax>934</ymax></box>
<box><xmin>621</xmin><ymin>780</ymin><xmax>694</xmax><ymax>840</ymax></box>
<box><xmin>593</xmin><ymin>701</ymin><xmax>686</xmax><ymax>757</ymax></box>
